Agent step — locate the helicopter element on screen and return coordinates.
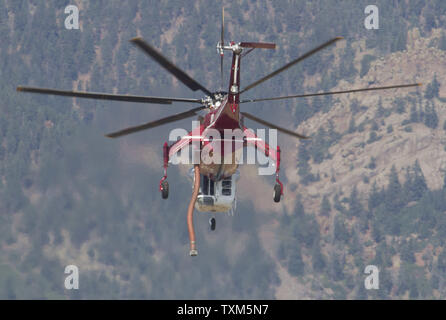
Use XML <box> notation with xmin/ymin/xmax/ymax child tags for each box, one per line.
<box><xmin>17</xmin><ymin>8</ymin><xmax>420</xmax><ymax>256</ymax></box>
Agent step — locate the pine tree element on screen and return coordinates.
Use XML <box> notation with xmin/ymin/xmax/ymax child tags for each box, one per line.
<box><xmin>329</xmin><ymin>252</ymin><xmax>344</xmax><ymax>281</ymax></box>
<box><xmin>375</xmin><ymin>98</ymin><xmax>386</xmax><ymax>117</ymax></box>
<box><xmin>349</xmin><ymin>229</ymin><xmax>363</xmax><ymax>257</ymax></box>
<box><xmin>295</xmin><ymin>195</ymin><xmax>305</xmax><ymax>217</ymax></box>
<box><xmin>350</xmin><ymin>99</ymin><xmax>360</xmax><ymax>114</ymax></box>
<box><xmin>401</xmin><ymin>240</ymin><xmax>416</xmax><ymax>264</ymax></box>
<box><xmin>443</xmin><ymin>173</ymin><xmax>446</xmax><ymax>190</ymax></box>
<box><xmin>385</xmin><ymin>165</ymin><xmax>404</xmax><ymax>212</ymax></box>
<box><xmin>372</xmin><ymin>218</ymin><xmax>383</xmax><ymax>242</ymax></box>
<box><xmin>397</xmin><ymin>265</ymin><xmax>410</xmax><ymax>296</ymax></box>
<box><xmin>378</xmin><ymin>269</ymin><xmax>393</xmax><ymax>299</ymax></box>
<box><xmin>360</xmin><ymin>54</ymin><xmax>376</xmax><ymax>78</ymax></box>
<box><xmin>411</xmin><ymin>160</ymin><xmax>428</xmax><ymax>199</ymax></box>
<box><xmin>409</xmin><ymin>282</ymin><xmax>419</xmax><ymax>299</ymax></box>
<box><xmin>288</xmin><ymin>247</ymin><xmax>305</xmax><ymax>277</ymax></box>
<box><xmin>356</xmin><ymin>281</ymin><xmax>368</xmax><ymax>300</ymax></box>
<box><xmin>277</xmin><ymin>242</ymin><xmax>287</xmax><ymax>261</ymax></box>
<box><xmin>395</xmin><ymin>98</ymin><xmax>406</xmax><ymax>114</ymax></box>
<box><xmin>320</xmin><ymin>195</ymin><xmax>331</xmax><ymax>217</ymax></box>
<box><xmin>311</xmin><ymin>241</ymin><xmax>326</xmax><ymax>272</ymax></box>
<box><xmin>424</xmin><ymin>101</ymin><xmax>438</xmax><ymax>129</ymax></box>
<box><xmin>333</xmin><ymin>193</ymin><xmax>345</xmax><ymax>214</ymax></box>
<box><xmin>418</xmin><ymin>103</ymin><xmax>425</xmax><ymax>123</ymax></box>
<box><xmin>437</xmin><ymin>249</ymin><xmax>446</xmax><ymax>274</ymax></box>
<box><xmin>348</xmin><ymin>186</ymin><xmax>364</xmax><ymax>217</ymax></box>
<box><xmin>334</xmin><ymin>215</ymin><xmax>350</xmax><ymax>243</ymax></box>
<box><xmin>403</xmin><ymin>166</ymin><xmax>414</xmax><ymax>203</ymax></box>
<box><xmin>432</xmin><ymin>75</ymin><xmax>440</xmax><ymax>98</ymax></box>
<box><xmin>439</xmin><ymin>31</ymin><xmax>446</xmax><ymax>51</ymax></box>
<box><xmin>327</xmin><ymin>120</ymin><xmax>341</xmax><ymax>143</ymax></box>
<box><xmin>425</xmin><ymin>75</ymin><xmax>440</xmax><ymax>99</ymax></box>
<box><xmin>348</xmin><ymin>116</ymin><xmax>355</xmax><ymax>133</ymax></box>
<box><xmin>387</xmin><ymin>124</ymin><xmax>394</xmax><ymax>133</ymax></box>
<box><xmin>368</xmin><ymin>156</ymin><xmax>377</xmax><ymax>170</ymax></box>
<box><xmin>392</xmin><ymin>29</ymin><xmax>407</xmax><ymax>52</ymax></box>
<box><xmin>312</xmin><ymin>95</ymin><xmax>323</xmax><ymax>113</ymax></box>
<box><xmin>410</xmin><ymin>104</ymin><xmax>418</xmax><ymax>123</ymax></box>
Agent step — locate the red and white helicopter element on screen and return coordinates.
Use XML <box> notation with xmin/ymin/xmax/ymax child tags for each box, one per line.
<box><xmin>17</xmin><ymin>9</ymin><xmax>420</xmax><ymax>255</ymax></box>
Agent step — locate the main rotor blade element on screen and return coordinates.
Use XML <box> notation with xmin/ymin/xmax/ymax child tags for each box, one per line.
<box><xmin>17</xmin><ymin>86</ymin><xmax>203</xmax><ymax>104</ymax></box>
<box><xmin>240</xmin><ymin>83</ymin><xmax>422</xmax><ymax>103</ymax></box>
<box><xmin>241</xmin><ymin>112</ymin><xmax>309</xmax><ymax>140</ymax></box>
<box><xmin>220</xmin><ymin>7</ymin><xmax>225</xmax><ymax>89</ymax></box>
<box><xmin>130</xmin><ymin>37</ymin><xmax>212</xmax><ymax>96</ymax></box>
<box><xmin>221</xmin><ymin>7</ymin><xmax>225</xmax><ymax>47</ymax></box>
<box><xmin>239</xmin><ymin>42</ymin><xmax>276</xmax><ymax>49</ymax></box>
<box><xmin>240</xmin><ymin>37</ymin><xmax>343</xmax><ymax>94</ymax></box>
<box><xmin>106</xmin><ymin>106</ymin><xmax>207</xmax><ymax>138</ymax></box>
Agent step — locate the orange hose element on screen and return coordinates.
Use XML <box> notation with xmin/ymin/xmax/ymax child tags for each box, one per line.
<box><xmin>187</xmin><ymin>164</ymin><xmax>200</xmax><ymax>256</ymax></box>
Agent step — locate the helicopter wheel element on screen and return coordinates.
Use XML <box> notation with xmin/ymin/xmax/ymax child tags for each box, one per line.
<box><xmin>161</xmin><ymin>180</ymin><xmax>169</xmax><ymax>199</ymax></box>
<box><xmin>209</xmin><ymin>217</ymin><xmax>216</xmax><ymax>231</ymax></box>
<box><xmin>273</xmin><ymin>184</ymin><xmax>281</xmax><ymax>203</ymax></box>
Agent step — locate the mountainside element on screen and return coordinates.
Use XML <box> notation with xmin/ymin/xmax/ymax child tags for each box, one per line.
<box><xmin>2</xmin><ymin>0</ymin><xmax>446</xmax><ymax>299</ymax></box>
<box><xmin>270</xmin><ymin>27</ymin><xmax>446</xmax><ymax>299</ymax></box>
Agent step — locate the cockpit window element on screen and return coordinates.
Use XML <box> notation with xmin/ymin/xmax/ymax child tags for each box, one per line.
<box><xmin>222</xmin><ymin>177</ymin><xmax>231</xmax><ymax>196</ymax></box>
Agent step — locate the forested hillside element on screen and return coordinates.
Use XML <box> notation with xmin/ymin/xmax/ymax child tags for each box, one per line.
<box><xmin>1</xmin><ymin>0</ymin><xmax>446</xmax><ymax>299</ymax></box>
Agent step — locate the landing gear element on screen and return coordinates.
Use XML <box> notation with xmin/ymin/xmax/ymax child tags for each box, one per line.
<box><xmin>160</xmin><ymin>180</ymin><xmax>169</xmax><ymax>199</ymax></box>
<box><xmin>273</xmin><ymin>184</ymin><xmax>281</xmax><ymax>203</ymax></box>
<box><xmin>273</xmin><ymin>146</ymin><xmax>283</xmax><ymax>203</ymax></box>
<box><xmin>209</xmin><ymin>217</ymin><xmax>216</xmax><ymax>231</ymax></box>
<box><xmin>160</xmin><ymin>142</ymin><xmax>169</xmax><ymax>200</ymax></box>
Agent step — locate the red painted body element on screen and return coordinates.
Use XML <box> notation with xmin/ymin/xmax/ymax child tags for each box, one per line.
<box><xmin>165</xmin><ymin>47</ymin><xmax>279</xmax><ymax>183</ymax></box>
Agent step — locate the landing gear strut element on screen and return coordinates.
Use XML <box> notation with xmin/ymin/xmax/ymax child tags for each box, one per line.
<box><xmin>274</xmin><ymin>146</ymin><xmax>283</xmax><ymax>203</ymax></box>
<box><xmin>160</xmin><ymin>180</ymin><xmax>169</xmax><ymax>199</ymax></box>
<box><xmin>209</xmin><ymin>217</ymin><xmax>216</xmax><ymax>231</ymax></box>
<box><xmin>160</xmin><ymin>142</ymin><xmax>169</xmax><ymax>200</ymax></box>
<box><xmin>273</xmin><ymin>184</ymin><xmax>281</xmax><ymax>203</ymax></box>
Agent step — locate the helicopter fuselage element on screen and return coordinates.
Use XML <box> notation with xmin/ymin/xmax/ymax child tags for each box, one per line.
<box><xmin>195</xmin><ymin>45</ymin><xmax>242</xmax><ymax>181</ymax></box>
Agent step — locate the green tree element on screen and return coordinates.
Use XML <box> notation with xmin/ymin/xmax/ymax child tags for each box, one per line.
<box><xmin>410</xmin><ymin>104</ymin><xmax>419</xmax><ymax>123</ymax></box>
<box><xmin>347</xmin><ymin>116</ymin><xmax>355</xmax><ymax>133</ymax></box>
<box><xmin>334</xmin><ymin>215</ymin><xmax>350</xmax><ymax>243</ymax></box>
<box><xmin>437</xmin><ymin>249</ymin><xmax>446</xmax><ymax>275</ymax></box>
<box><xmin>410</xmin><ymin>160</ymin><xmax>428</xmax><ymax>200</ymax></box>
<box><xmin>385</xmin><ymin>165</ymin><xmax>404</xmax><ymax>212</ymax></box>
<box><xmin>400</xmin><ymin>240</ymin><xmax>416</xmax><ymax>264</ymax></box>
<box><xmin>329</xmin><ymin>252</ymin><xmax>344</xmax><ymax>281</ymax></box>
<box><xmin>311</xmin><ymin>241</ymin><xmax>326</xmax><ymax>272</ymax></box>
<box><xmin>359</xmin><ymin>54</ymin><xmax>376</xmax><ymax>78</ymax></box>
<box><xmin>288</xmin><ymin>247</ymin><xmax>304</xmax><ymax>277</ymax></box>
<box><xmin>348</xmin><ymin>186</ymin><xmax>364</xmax><ymax>217</ymax></box>
<box><xmin>320</xmin><ymin>195</ymin><xmax>331</xmax><ymax>217</ymax></box>
<box><xmin>439</xmin><ymin>31</ymin><xmax>446</xmax><ymax>50</ymax></box>
<box><xmin>424</xmin><ymin>102</ymin><xmax>438</xmax><ymax>129</ymax></box>
<box><xmin>425</xmin><ymin>75</ymin><xmax>440</xmax><ymax>99</ymax></box>
<box><xmin>391</xmin><ymin>29</ymin><xmax>407</xmax><ymax>52</ymax></box>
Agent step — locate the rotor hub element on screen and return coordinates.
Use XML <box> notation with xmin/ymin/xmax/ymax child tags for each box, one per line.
<box><xmin>201</xmin><ymin>91</ymin><xmax>227</xmax><ymax>108</ymax></box>
<box><xmin>217</xmin><ymin>42</ymin><xmax>243</xmax><ymax>55</ymax></box>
